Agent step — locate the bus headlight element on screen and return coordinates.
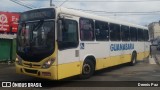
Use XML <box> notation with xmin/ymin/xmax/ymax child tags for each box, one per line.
<box><xmin>16</xmin><ymin>55</ymin><xmax>22</xmax><ymax>65</ymax></box>
<box><xmin>42</xmin><ymin>58</ymin><xmax>55</xmax><ymax>69</ymax></box>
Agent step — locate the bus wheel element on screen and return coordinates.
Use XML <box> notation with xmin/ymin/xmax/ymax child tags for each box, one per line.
<box><xmin>129</xmin><ymin>53</ymin><xmax>137</xmax><ymax>66</ymax></box>
<box><xmin>81</xmin><ymin>60</ymin><xmax>94</xmax><ymax>79</ymax></box>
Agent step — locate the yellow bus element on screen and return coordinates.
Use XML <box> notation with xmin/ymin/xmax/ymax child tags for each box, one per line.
<box><xmin>15</xmin><ymin>7</ymin><xmax>150</xmax><ymax>80</ymax></box>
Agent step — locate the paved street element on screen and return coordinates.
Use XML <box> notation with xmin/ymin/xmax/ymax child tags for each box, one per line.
<box><xmin>0</xmin><ymin>46</ymin><xmax>160</xmax><ymax>90</ymax></box>
<box><xmin>0</xmin><ymin>59</ymin><xmax>160</xmax><ymax>81</ymax></box>
<box><xmin>0</xmin><ymin>57</ymin><xmax>160</xmax><ymax>82</ymax></box>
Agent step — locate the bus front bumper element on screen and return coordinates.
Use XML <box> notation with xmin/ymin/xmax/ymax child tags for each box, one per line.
<box><xmin>15</xmin><ymin>63</ymin><xmax>58</xmax><ymax>80</ymax></box>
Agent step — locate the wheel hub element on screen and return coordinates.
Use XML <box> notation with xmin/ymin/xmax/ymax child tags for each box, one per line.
<box><xmin>83</xmin><ymin>64</ymin><xmax>91</xmax><ymax>74</ymax></box>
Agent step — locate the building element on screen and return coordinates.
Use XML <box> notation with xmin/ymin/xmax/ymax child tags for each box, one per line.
<box><xmin>148</xmin><ymin>22</ymin><xmax>160</xmax><ymax>44</ymax></box>
<box><xmin>0</xmin><ymin>11</ymin><xmax>20</xmax><ymax>34</ymax></box>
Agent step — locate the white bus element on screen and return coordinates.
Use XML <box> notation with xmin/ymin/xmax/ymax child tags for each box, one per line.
<box><xmin>16</xmin><ymin>7</ymin><xmax>150</xmax><ymax>80</ymax></box>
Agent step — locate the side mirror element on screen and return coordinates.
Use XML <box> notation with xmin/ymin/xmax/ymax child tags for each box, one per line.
<box><xmin>57</xmin><ymin>19</ymin><xmax>63</xmax><ymax>42</ymax></box>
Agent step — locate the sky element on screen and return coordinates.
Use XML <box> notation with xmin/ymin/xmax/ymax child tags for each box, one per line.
<box><xmin>0</xmin><ymin>0</ymin><xmax>160</xmax><ymax>26</ymax></box>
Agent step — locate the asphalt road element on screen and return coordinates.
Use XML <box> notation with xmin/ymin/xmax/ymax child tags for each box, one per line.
<box><xmin>0</xmin><ymin>60</ymin><xmax>160</xmax><ymax>81</ymax></box>
<box><xmin>0</xmin><ymin>57</ymin><xmax>160</xmax><ymax>82</ymax></box>
<box><xmin>0</xmin><ymin>46</ymin><xmax>160</xmax><ymax>90</ymax></box>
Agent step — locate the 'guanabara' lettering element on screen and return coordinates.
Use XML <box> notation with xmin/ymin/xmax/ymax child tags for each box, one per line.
<box><xmin>110</xmin><ymin>43</ymin><xmax>134</xmax><ymax>51</ymax></box>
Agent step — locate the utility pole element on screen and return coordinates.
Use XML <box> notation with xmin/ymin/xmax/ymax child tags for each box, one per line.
<box><xmin>50</xmin><ymin>0</ymin><xmax>55</xmax><ymax>7</ymax></box>
<box><xmin>114</xmin><ymin>14</ymin><xmax>117</xmax><ymax>20</ymax></box>
<box><xmin>50</xmin><ymin>0</ymin><xmax>52</xmax><ymax>6</ymax></box>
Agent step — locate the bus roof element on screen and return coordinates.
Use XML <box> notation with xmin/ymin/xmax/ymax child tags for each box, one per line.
<box><xmin>58</xmin><ymin>7</ymin><xmax>147</xmax><ymax>29</ymax></box>
<box><xmin>25</xmin><ymin>6</ymin><xmax>148</xmax><ymax>30</ymax></box>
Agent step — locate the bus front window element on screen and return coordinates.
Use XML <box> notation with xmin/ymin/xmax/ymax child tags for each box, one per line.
<box><xmin>17</xmin><ymin>21</ymin><xmax>55</xmax><ymax>62</ymax></box>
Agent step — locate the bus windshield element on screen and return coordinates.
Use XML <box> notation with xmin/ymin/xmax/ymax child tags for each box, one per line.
<box><xmin>17</xmin><ymin>8</ymin><xmax>55</xmax><ymax>62</ymax></box>
<box><xmin>17</xmin><ymin>21</ymin><xmax>55</xmax><ymax>62</ymax></box>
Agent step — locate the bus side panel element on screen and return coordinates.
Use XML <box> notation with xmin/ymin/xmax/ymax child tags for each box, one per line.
<box><xmin>135</xmin><ymin>42</ymin><xmax>145</xmax><ymax>60</ymax></box>
<box><xmin>80</xmin><ymin>42</ymin><xmax>110</xmax><ymax>70</ymax></box>
<box><xmin>57</xmin><ymin>61</ymin><xmax>81</xmax><ymax>79</ymax></box>
<box><xmin>57</xmin><ymin>46</ymin><xmax>81</xmax><ymax>79</ymax></box>
<box><xmin>57</xmin><ymin>16</ymin><xmax>81</xmax><ymax>80</ymax></box>
<box><xmin>109</xmin><ymin>42</ymin><xmax>124</xmax><ymax>66</ymax></box>
<box><xmin>120</xmin><ymin>42</ymin><xmax>133</xmax><ymax>64</ymax></box>
<box><xmin>122</xmin><ymin>54</ymin><xmax>132</xmax><ymax>63</ymax></box>
<box><xmin>144</xmin><ymin>41</ymin><xmax>150</xmax><ymax>58</ymax></box>
<box><xmin>109</xmin><ymin>55</ymin><xmax>121</xmax><ymax>66</ymax></box>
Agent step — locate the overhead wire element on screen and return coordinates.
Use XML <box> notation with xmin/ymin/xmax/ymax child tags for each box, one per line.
<box><xmin>10</xmin><ymin>0</ymin><xmax>33</xmax><ymax>9</ymax></box>
<box><xmin>9</xmin><ymin>0</ymin><xmax>160</xmax><ymax>16</ymax></box>
<box><xmin>67</xmin><ymin>7</ymin><xmax>160</xmax><ymax>14</ymax></box>
<box><xmin>18</xmin><ymin>0</ymin><xmax>37</xmax><ymax>8</ymax></box>
<box><xmin>59</xmin><ymin>0</ymin><xmax>69</xmax><ymax>6</ymax></box>
<box><xmin>21</xmin><ymin>0</ymin><xmax>160</xmax><ymax>2</ymax></box>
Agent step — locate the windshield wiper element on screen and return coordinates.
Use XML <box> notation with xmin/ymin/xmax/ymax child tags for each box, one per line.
<box><xmin>32</xmin><ymin>20</ymin><xmax>44</xmax><ymax>31</ymax></box>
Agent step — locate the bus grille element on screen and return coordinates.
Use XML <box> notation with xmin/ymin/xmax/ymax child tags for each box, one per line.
<box><xmin>23</xmin><ymin>63</ymin><xmax>41</xmax><ymax>68</ymax></box>
<box><xmin>24</xmin><ymin>69</ymin><xmax>37</xmax><ymax>74</ymax></box>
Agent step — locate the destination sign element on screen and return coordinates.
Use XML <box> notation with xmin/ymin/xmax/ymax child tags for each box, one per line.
<box><xmin>20</xmin><ymin>8</ymin><xmax>55</xmax><ymax>22</ymax></box>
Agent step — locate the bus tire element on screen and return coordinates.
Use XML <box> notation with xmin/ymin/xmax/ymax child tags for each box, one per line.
<box><xmin>129</xmin><ymin>52</ymin><xmax>137</xmax><ymax>66</ymax></box>
<box><xmin>80</xmin><ymin>60</ymin><xmax>95</xmax><ymax>79</ymax></box>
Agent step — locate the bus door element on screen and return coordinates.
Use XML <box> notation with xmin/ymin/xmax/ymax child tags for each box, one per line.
<box><xmin>144</xmin><ymin>30</ymin><xmax>150</xmax><ymax>57</ymax></box>
<box><xmin>144</xmin><ymin>40</ymin><xmax>150</xmax><ymax>57</ymax></box>
<box><xmin>57</xmin><ymin>16</ymin><xmax>80</xmax><ymax>79</ymax></box>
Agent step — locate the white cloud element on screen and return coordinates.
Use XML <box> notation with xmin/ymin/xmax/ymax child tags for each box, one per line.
<box><xmin>0</xmin><ymin>0</ymin><xmax>160</xmax><ymax>25</ymax></box>
<box><xmin>60</xmin><ymin>0</ymin><xmax>160</xmax><ymax>25</ymax></box>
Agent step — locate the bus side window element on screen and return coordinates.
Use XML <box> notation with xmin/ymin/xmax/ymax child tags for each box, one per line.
<box><xmin>109</xmin><ymin>23</ymin><xmax>121</xmax><ymax>41</ymax></box>
<box><xmin>138</xmin><ymin>29</ymin><xmax>144</xmax><ymax>41</ymax></box>
<box><xmin>144</xmin><ymin>30</ymin><xmax>149</xmax><ymax>41</ymax></box>
<box><xmin>121</xmin><ymin>25</ymin><xmax>130</xmax><ymax>41</ymax></box>
<box><xmin>95</xmin><ymin>20</ymin><xmax>109</xmax><ymax>41</ymax></box>
<box><xmin>80</xmin><ymin>18</ymin><xmax>94</xmax><ymax>41</ymax></box>
<box><xmin>130</xmin><ymin>27</ymin><xmax>137</xmax><ymax>41</ymax></box>
<box><xmin>58</xmin><ymin>19</ymin><xmax>79</xmax><ymax>49</ymax></box>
